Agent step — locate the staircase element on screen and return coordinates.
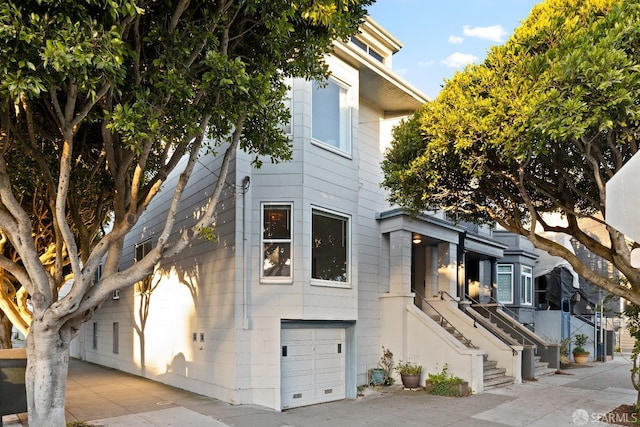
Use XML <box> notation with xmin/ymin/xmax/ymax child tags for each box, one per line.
<box><xmin>533</xmin><ymin>356</ymin><xmax>557</xmax><ymax>378</ymax></box>
<box><xmin>619</xmin><ymin>322</ymin><xmax>635</xmax><ymax>352</ymax></box>
<box><xmin>483</xmin><ymin>356</ymin><xmax>515</xmax><ymax>390</ymax></box>
<box><xmin>469</xmin><ymin>304</ymin><xmax>560</xmax><ymax>379</ymax></box>
<box><xmin>430</xmin><ymin>314</ymin><xmax>515</xmax><ymax>390</ymax></box>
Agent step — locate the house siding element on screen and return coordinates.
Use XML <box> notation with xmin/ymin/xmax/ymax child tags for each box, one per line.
<box><xmin>74</xmin><ymin>20</ymin><xmax>431</xmax><ymax>411</ymax></box>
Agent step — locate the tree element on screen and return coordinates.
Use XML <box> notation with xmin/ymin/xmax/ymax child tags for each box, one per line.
<box><xmin>0</xmin><ymin>0</ymin><xmax>373</xmax><ymax>425</ymax></box>
<box><xmin>624</xmin><ymin>302</ymin><xmax>640</xmax><ymax>409</ymax></box>
<box><xmin>382</xmin><ymin>0</ymin><xmax>640</xmax><ymax>305</ymax></box>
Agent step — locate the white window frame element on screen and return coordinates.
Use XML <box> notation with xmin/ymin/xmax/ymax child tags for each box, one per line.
<box><xmin>496</xmin><ymin>264</ymin><xmax>513</xmax><ymax>304</ymax></box>
<box><xmin>261</xmin><ymin>202</ymin><xmax>293</xmax><ymax>283</ymax></box>
<box><xmin>521</xmin><ymin>265</ymin><xmax>533</xmax><ymax>306</ymax></box>
<box><xmin>311</xmin><ymin>78</ymin><xmax>352</xmax><ymax>156</ymax></box>
<box><xmin>310</xmin><ymin>206</ymin><xmax>351</xmax><ymax>287</ymax></box>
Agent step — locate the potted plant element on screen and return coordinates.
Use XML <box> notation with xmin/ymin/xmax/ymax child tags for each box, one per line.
<box><xmin>572</xmin><ymin>333</ymin><xmax>590</xmax><ymax>364</ymax></box>
<box><xmin>424</xmin><ymin>364</ymin><xmax>469</xmax><ymax>397</ymax></box>
<box><xmin>395</xmin><ymin>360</ymin><xmax>422</xmax><ymax>388</ymax></box>
<box><xmin>371</xmin><ymin>346</ymin><xmax>394</xmax><ymax>385</ymax></box>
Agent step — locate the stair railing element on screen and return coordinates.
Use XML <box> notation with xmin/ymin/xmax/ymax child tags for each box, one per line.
<box><xmin>416</xmin><ymin>289</ymin><xmax>478</xmax><ymax>350</ymax></box>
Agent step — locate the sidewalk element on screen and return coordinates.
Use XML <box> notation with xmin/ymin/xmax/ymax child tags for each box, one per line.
<box><xmin>3</xmin><ymin>354</ymin><xmax>638</xmax><ymax>427</ymax></box>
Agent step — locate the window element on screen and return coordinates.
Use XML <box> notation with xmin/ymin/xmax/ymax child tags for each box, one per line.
<box><xmin>312</xmin><ymin>79</ymin><xmax>351</xmax><ymax>154</ymax></box>
<box><xmin>135</xmin><ymin>239</ymin><xmax>152</xmax><ymax>263</ymax></box>
<box><xmin>112</xmin><ymin>322</ymin><xmax>119</xmax><ymax>354</ymax></box>
<box><xmin>262</xmin><ymin>204</ymin><xmax>292</xmax><ymax>281</ymax></box>
<box><xmin>92</xmin><ymin>322</ymin><xmax>97</xmax><ymax>350</ymax></box>
<box><xmin>311</xmin><ymin>208</ymin><xmax>350</xmax><ymax>284</ymax></box>
<box><xmin>521</xmin><ymin>266</ymin><xmax>533</xmax><ymax>306</ymax></box>
<box><xmin>135</xmin><ymin>239</ymin><xmax>152</xmax><ymax>293</ymax></box>
<box><xmin>496</xmin><ymin>264</ymin><xmax>513</xmax><ymax>304</ymax></box>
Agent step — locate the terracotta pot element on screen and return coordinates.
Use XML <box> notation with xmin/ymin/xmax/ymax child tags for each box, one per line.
<box><xmin>400</xmin><ymin>373</ymin><xmax>421</xmax><ymax>388</ymax></box>
<box><xmin>573</xmin><ymin>352</ymin><xmax>590</xmax><ymax>364</ymax></box>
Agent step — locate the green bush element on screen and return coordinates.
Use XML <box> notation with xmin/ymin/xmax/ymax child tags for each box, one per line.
<box><xmin>426</xmin><ymin>364</ymin><xmax>467</xmax><ymax>396</ymax></box>
<box><xmin>394</xmin><ymin>360</ymin><xmax>422</xmax><ymax>375</ymax></box>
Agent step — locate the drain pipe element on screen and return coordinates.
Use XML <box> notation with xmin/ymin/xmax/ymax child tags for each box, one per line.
<box><xmin>241</xmin><ymin>175</ymin><xmax>250</xmax><ymax>330</ymax></box>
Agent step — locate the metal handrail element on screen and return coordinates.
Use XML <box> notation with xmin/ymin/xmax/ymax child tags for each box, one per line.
<box><xmin>417</xmin><ymin>290</ymin><xmax>479</xmax><ymax>350</ymax></box>
<box><xmin>462</xmin><ymin>292</ymin><xmax>553</xmax><ymax>344</ymax></box>
<box><xmin>435</xmin><ymin>290</ymin><xmax>520</xmax><ymax>355</ymax></box>
<box><xmin>464</xmin><ymin>292</ymin><xmax>523</xmax><ymax>325</ymax></box>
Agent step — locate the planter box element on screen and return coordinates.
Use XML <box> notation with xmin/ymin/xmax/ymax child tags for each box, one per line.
<box><xmin>0</xmin><ymin>348</ymin><xmax>27</xmax><ymax>418</ymax></box>
<box><xmin>425</xmin><ymin>380</ymin><xmax>469</xmax><ymax>397</ymax></box>
<box><xmin>370</xmin><ymin>368</ymin><xmax>385</xmax><ymax>385</ymax></box>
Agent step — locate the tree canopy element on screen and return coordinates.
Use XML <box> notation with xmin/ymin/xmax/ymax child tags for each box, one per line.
<box><xmin>0</xmin><ymin>0</ymin><xmax>373</xmax><ymax>424</ymax></box>
<box><xmin>382</xmin><ymin>0</ymin><xmax>640</xmax><ymax>304</ymax></box>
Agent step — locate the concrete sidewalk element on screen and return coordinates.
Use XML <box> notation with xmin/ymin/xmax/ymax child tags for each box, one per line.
<box><xmin>3</xmin><ymin>355</ymin><xmax>638</xmax><ymax>426</ymax></box>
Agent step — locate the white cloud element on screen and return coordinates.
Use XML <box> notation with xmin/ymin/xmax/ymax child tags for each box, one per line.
<box><xmin>441</xmin><ymin>52</ymin><xmax>478</xmax><ymax>68</ymax></box>
<box><xmin>448</xmin><ymin>35</ymin><xmax>464</xmax><ymax>44</ymax></box>
<box><xmin>418</xmin><ymin>60</ymin><xmax>435</xmax><ymax>67</ymax></box>
<box><xmin>463</xmin><ymin>24</ymin><xmax>507</xmax><ymax>42</ymax></box>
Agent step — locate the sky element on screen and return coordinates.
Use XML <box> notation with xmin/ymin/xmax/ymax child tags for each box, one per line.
<box><xmin>367</xmin><ymin>0</ymin><xmax>543</xmax><ymax>99</ymax></box>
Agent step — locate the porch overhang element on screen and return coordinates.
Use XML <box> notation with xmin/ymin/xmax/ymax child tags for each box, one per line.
<box><xmin>333</xmin><ymin>42</ymin><xmax>428</xmax><ymax>117</ymax></box>
<box><xmin>376</xmin><ymin>209</ymin><xmax>462</xmax><ymax>245</ymax></box>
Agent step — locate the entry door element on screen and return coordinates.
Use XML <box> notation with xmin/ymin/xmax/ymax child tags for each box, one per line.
<box><xmin>281</xmin><ymin>328</ymin><xmax>345</xmax><ymax>409</ymax></box>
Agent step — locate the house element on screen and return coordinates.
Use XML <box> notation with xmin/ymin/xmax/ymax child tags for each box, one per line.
<box><xmin>72</xmin><ymin>17</ymin><xmax>540</xmax><ymax>410</ymax></box>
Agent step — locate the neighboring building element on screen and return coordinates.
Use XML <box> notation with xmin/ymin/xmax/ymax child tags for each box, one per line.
<box><xmin>72</xmin><ymin>18</ymin><xmax>542</xmax><ymax>410</ymax></box>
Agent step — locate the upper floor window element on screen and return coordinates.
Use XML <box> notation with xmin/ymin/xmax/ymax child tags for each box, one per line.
<box><xmin>496</xmin><ymin>264</ymin><xmax>513</xmax><ymax>304</ymax></box>
<box><xmin>521</xmin><ymin>266</ymin><xmax>533</xmax><ymax>306</ymax></box>
<box><xmin>135</xmin><ymin>239</ymin><xmax>152</xmax><ymax>263</ymax></box>
<box><xmin>262</xmin><ymin>204</ymin><xmax>292</xmax><ymax>281</ymax></box>
<box><xmin>312</xmin><ymin>79</ymin><xmax>351</xmax><ymax>155</ymax></box>
<box><xmin>311</xmin><ymin>207</ymin><xmax>350</xmax><ymax>285</ymax></box>
<box><xmin>135</xmin><ymin>238</ymin><xmax>152</xmax><ymax>293</ymax></box>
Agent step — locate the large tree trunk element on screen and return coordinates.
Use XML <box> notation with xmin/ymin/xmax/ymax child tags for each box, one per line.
<box><xmin>0</xmin><ymin>312</ymin><xmax>12</xmax><ymax>349</ymax></box>
<box><xmin>25</xmin><ymin>320</ymin><xmax>70</xmax><ymax>427</ymax></box>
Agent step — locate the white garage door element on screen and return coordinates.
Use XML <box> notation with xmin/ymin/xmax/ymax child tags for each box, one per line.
<box><xmin>281</xmin><ymin>328</ymin><xmax>345</xmax><ymax>409</ymax></box>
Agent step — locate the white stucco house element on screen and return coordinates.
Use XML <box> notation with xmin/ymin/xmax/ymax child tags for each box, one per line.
<box><xmin>71</xmin><ymin>17</ymin><xmax>542</xmax><ymax>410</ymax></box>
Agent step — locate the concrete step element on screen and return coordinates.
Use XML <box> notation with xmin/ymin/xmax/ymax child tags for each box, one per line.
<box><xmin>484</xmin><ymin>375</ymin><xmax>515</xmax><ymax>390</ymax></box>
<box><xmin>483</xmin><ymin>359</ymin><xmax>497</xmax><ymax>369</ymax></box>
<box><xmin>483</xmin><ymin>367</ymin><xmax>507</xmax><ymax>381</ymax></box>
<box><xmin>534</xmin><ymin>367</ymin><xmax>557</xmax><ymax>378</ymax></box>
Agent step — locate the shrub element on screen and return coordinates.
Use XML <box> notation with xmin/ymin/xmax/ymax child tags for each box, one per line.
<box><xmin>426</xmin><ymin>364</ymin><xmax>467</xmax><ymax>396</ymax></box>
<box><xmin>394</xmin><ymin>360</ymin><xmax>422</xmax><ymax>376</ymax></box>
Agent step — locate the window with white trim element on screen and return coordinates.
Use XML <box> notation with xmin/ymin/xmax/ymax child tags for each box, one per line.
<box><xmin>311</xmin><ymin>79</ymin><xmax>351</xmax><ymax>154</ymax></box>
<box><xmin>311</xmin><ymin>207</ymin><xmax>350</xmax><ymax>284</ymax></box>
<box><xmin>496</xmin><ymin>264</ymin><xmax>513</xmax><ymax>304</ymax></box>
<box><xmin>261</xmin><ymin>204</ymin><xmax>292</xmax><ymax>281</ymax></box>
<box><xmin>521</xmin><ymin>265</ymin><xmax>533</xmax><ymax>306</ymax></box>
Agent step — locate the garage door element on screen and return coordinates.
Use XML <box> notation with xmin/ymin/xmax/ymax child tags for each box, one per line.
<box><xmin>281</xmin><ymin>328</ymin><xmax>345</xmax><ymax>409</ymax></box>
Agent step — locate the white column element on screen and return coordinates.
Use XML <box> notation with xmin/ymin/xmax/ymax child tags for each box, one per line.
<box><xmin>437</xmin><ymin>242</ymin><xmax>458</xmax><ymax>298</ymax></box>
<box><xmin>389</xmin><ymin>230</ymin><xmax>412</xmax><ymax>296</ymax></box>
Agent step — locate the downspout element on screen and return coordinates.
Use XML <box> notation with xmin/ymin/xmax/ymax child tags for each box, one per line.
<box><xmin>242</xmin><ymin>176</ymin><xmax>250</xmax><ymax>330</ymax></box>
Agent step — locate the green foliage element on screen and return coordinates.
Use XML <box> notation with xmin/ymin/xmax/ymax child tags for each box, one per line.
<box><xmin>381</xmin><ymin>0</ymin><xmax>640</xmax><ymax>304</ymax></box>
<box><xmin>624</xmin><ymin>303</ymin><xmax>640</xmax><ymax>410</ymax></box>
<box><xmin>377</xmin><ymin>346</ymin><xmax>395</xmax><ymax>385</ymax></box>
<box><xmin>426</xmin><ymin>364</ymin><xmax>467</xmax><ymax>396</ymax></box>
<box><xmin>394</xmin><ymin>360</ymin><xmax>422</xmax><ymax>376</ymax></box>
<box><xmin>573</xmin><ymin>333</ymin><xmax>589</xmax><ymax>354</ymax></box>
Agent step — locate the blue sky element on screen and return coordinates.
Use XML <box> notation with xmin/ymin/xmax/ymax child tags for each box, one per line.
<box><xmin>367</xmin><ymin>0</ymin><xmax>543</xmax><ymax>99</ymax></box>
